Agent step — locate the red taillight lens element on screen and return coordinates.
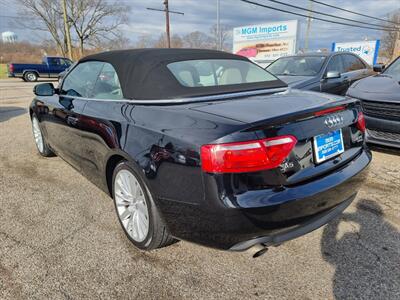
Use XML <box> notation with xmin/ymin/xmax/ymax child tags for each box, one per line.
<box><xmin>200</xmin><ymin>135</ymin><xmax>297</xmax><ymax>173</ymax></box>
<box><xmin>9</xmin><ymin>64</ymin><xmax>14</xmax><ymax>73</ymax></box>
<box><xmin>356</xmin><ymin>111</ymin><xmax>366</xmax><ymax>132</ymax></box>
<box><xmin>314</xmin><ymin>105</ymin><xmax>346</xmax><ymax>116</ymax></box>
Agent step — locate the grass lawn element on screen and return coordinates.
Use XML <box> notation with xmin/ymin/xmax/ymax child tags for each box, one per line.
<box><xmin>0</xmin><ymin>64</ymin><xmax>8</xmax><ymax>79</ymax></box>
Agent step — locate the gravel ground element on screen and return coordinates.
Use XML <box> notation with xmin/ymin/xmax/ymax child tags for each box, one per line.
<box><xmin>1</xmin><ymin>78</ymin><xmax>399</xmax><ymax>299</ymax></box>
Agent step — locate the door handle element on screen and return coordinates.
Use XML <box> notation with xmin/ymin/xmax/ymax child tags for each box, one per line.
<box><xmin>67</xmin><ymin>116</ymin><xmax>78</xmax><ymax>125</ymax></box>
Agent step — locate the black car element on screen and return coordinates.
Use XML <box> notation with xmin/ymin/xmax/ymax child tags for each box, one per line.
<box><xmin>347</xmin><ymin>56</ymin><xmax>400</xmax><ymax>148</ymax></box>
<box><xmin>266</xmin><ymin>52</ymin><xmax>374</xmax><ymax>95</ymax></box>
<box><xmin>30</xmin><ymin>49</ymin><xmax>371</xmax><ymax>255</ymax></box>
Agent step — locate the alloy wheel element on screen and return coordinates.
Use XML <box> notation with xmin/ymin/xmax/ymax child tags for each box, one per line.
<box><xmin>32</xmin><ymin>117</ymin><xmax>44</xmax><ymax>153</ymax></box>
<box><xmin>114</xmin><ymin>169</ymin><xmax>150</xmax><ymax>242</ymax></box>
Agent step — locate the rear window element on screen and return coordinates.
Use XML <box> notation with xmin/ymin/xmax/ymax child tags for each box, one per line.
<box><xmin>167</xmin><ymin>59</ymin><xmax>277</xmax><ymax>87</ymax></box>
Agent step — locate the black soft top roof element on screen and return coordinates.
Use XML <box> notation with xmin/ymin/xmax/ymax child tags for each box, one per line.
<box><xmin>80</xmin><ymin>48</ymin><xmax>286</xmax><ymax>100</ymax></box>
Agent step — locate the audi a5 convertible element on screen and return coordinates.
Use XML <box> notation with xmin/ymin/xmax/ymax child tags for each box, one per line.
<box><xmin>30</xmin><ymin>49</ymin><xmax>371</xmax><ymax>255</ymax></box>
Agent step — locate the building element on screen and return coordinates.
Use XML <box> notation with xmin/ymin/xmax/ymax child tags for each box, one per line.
<box><xmin>2</xmin><ymin>31</ymin><xmax>18</xmax><ymax>43</ymax></box>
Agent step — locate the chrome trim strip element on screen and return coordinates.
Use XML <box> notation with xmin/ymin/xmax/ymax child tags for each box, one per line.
<box><xmin>60</xmin><ymin>87</ymin><xmax>288</xmax><ymax>104</ymax></box>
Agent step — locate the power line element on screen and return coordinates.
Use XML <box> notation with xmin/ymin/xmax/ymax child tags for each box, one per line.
<box><xmin>310</xmin><ymin>0</ymin><xmax>400</xmax><ymax>26</ymax></box>
<box><xmin>240</xmin><ymin>0</ymin><xmax>399</xmax><ymax>32</ymax></box>
<box><xmin>0</xmin><ymin>15</ymin><xmax>38</xmax><ymax>19</ymax></box>
<box><xmin>265</xmin><ymin>0</ymin><xmax>399</xmax><ymax>30</ymax></box>
<box><xmin>147</xmin><ymin>0</ymin><xmax>184</xmax><ymax>48</ymax></box>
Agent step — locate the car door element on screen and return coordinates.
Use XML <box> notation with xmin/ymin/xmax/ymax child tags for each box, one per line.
<box><xmin>341</xmin><ymin>54</ymin><xmax>370</xmax><ymax>88</ymax></box>
<box><xmin>43</xmin><ymin>61</ymin><xmax>105</xmax><ymax>171</ymax></box>
<box><xmin>68</xmin><ymin>62</ymin><xmax>125</xmax><ymax>188</ymax></box>
<box><xmin>47</xmin><ymin>58</ymin><xmax>68</xmax><ymax>78</ymax></box>
<box><xmin>321</xmin><ymin>55</ymin><xmax>347</xmax><ymax>95</ymax></box>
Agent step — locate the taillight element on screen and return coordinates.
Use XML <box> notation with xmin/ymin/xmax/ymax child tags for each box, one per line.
<box><xmin>356</xmin><ymin>111</ymin><xmax>366</xmax><ymax>132</ymax></box>
<box><xmin>314</xmin><ymin>105</ymin><xmax>346</xmax><ymax>116</ymax></box>
<box><xmin>200</xmin><ymin>135</ymin><xmax>297</xmax><ymax>174</ymax></box>
<box><xmin>9</xmin><ymin>64</ymin><xmax>14</xmax><ymax>73</ymax></box>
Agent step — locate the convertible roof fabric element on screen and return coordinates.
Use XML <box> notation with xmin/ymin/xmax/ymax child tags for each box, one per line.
<box><xmin>80</xmin><ymin>48</ymin><xmax>286</xmax><ymax>100</ymax></box>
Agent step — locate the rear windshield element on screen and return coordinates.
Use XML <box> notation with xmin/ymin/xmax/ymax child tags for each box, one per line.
<box><xmin>167</xmin><ymin>59</ymin><xmax>278</xmax><ymax>87</ymax></box>
<box><xmin>267</xmin><ymin>56</ymin><xmax>327</xmax><ymax>76</ymax></box>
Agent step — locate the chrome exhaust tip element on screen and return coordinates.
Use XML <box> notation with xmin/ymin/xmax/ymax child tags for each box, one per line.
<box><xmin>247</xmin><ymin>243</ymin><xmax>269</xmax><ymax>258</ymax></box>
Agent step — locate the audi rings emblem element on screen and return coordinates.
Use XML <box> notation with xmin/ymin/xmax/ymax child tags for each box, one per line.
<box><xmin>324</xmin><ymin>114</ymin><xmax>344</xmax><ymax>128</ymax></box>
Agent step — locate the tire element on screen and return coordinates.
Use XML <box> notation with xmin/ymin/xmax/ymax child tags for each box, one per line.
<box><xmin>112</xmin><ymin>161</ymin><xmax>176</xmax><ymax>250</ymax></box>
<box><xmin>31</xmin><ymin>114</ymin><xmax>54</xmax><ymax>157</ymax></box>
<box><xmin>24</xmin><ymin>71</ymin><xmax>38</xmax><ymax>82</ymax></box>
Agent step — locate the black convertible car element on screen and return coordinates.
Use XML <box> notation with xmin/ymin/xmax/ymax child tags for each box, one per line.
<box><xmin>30</xmin><ymin>49</ymin><xmax>371</xmax><ymax>256</ymax></box>
<box><xmin>347</xmin><ymin>56</ymin><xmax>400</xmax><ymax>148</ymax></box>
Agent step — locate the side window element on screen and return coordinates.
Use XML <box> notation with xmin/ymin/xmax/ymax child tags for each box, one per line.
<box><xmin>61</xmin><ymin>61</ymin><xmax>104</xmax><ymax>98</ymax></box>
<box><xmin>326</xmin><ymin>55</ymin><xmax>345</xmax><ymax>74</ymax></box>
<box><xmin>343</xmin><ymin>55</ymin><xmax>366</xmax><ymax>72</ymax></box>
<box><xmin>92</xmin><ymin>63</ymin><xmax>123</xmax><ymax>100</ymax></box>
<box><xmin>47</xmin><ymin>58</ymin><xmax>60</xmax><ymax>65</ymax></box>
<box><xmin>58</xmin><ymin>58</ymin><xmax>70</xmax><ymax>66</ymax></box>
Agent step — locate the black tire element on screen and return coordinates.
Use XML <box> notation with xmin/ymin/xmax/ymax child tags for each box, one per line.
<box><xmin>24</xmin><ymin>71</ymin><xmax>38</xmax><ymax>82</ymax></box>
<box><xmin>31</xmin><ymin>114</ymin><xmax>54</xmax><ymax>157</ymax></box>
<box><xmin>112</xmin><ymin>161</ymin><xmax>177</xmax><ymax>250</ymax></box>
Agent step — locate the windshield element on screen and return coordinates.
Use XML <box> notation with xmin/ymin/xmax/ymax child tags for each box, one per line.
<box><xmin>167</xmin><ymin>59</ymin><xmax>278</xmax><ymax>87</ymax></box>
<box><xmin>266</xmin><ymin>56</ymin><xmax>327</xmax><ymax>76</ymax></box>
<box><xmin>383</xmin><ymin>57</ymin><xmax>400</xmax><ymax>81</ymax></box>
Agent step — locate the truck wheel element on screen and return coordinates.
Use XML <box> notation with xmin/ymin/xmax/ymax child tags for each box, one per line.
<box><xmin>24</xmin><ymin>72</ymin><xmax>38</xmax><ymax>82</ymax></box>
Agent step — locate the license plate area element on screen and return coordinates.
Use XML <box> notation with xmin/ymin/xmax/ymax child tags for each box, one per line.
<box><xmin>313</xmin><ymin>129</ymin><xmax>344</xmax><ymax>164</ymax></box>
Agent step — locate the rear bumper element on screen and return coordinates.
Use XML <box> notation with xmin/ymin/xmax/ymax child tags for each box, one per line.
<box><xmin>230</xmin><ymin>193</ymin><xmax>354</xmax><ymax>251</ymax></box>
<box><xmin>365</xmin><ymin>115</ymin><xmax>400</xmax><ymax>148</ymax></box>
<box><xmin>157</xmin><ymin>149</ymin><xmax>371</xmax><ymax>250</ymax></box>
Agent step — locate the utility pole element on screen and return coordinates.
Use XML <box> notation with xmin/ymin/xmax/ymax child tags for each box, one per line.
<box><xmin>147</xmin><ymin>1</ymin><xmax>184</xmax><ymax>48</ymax></box>
<box><xmin>62</xmin><ymin>0</ymin><xmax>73</xmax><ymax>59</ymax></box>
<box><xmin>304</xmin><ymin>0</ymin><xmax>312</xmax><ymax>52</ymax></box>
<box><xmin>164</xmin><ymin>0</ymin><xmax>171</xmax><ymax>48</ymax></box>
<box><xmin>393</xmin><ymin>14</ymin><xmax>400</xmax><ymax>60</ymax></box>
<box><xmin>216</xmin><ymin>0</ymin><xmax>220</xmax><ymax>50</ymax></box>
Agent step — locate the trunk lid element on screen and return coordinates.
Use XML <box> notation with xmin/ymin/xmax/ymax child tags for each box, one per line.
<box><xmin>192</xmin><ymin>90</ymin><xmax>364</xmax><ymax>186</ymax></box>
<box><xmin>190</xmin><ymin>90</ymin><xmax>346</xmax><ymax>124</ymax></box>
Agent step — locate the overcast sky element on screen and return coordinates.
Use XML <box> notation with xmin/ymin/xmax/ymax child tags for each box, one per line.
<box><xmin>1</xmin><ymin>0</ymin><xmax>399</xmax><ymax>50</ymax></box>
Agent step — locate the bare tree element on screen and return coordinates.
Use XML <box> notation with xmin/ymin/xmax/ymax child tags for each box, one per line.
<box><xmin>67</xmin><ymin>0</ymin><xmax>130</xmax><ymax>56</ymax></box>
<box><xmin>154</xmin><ymin>33</ymin><xmax>183</xmax><ymax>48</ymax></box>
<box><xmin>15</xmin><ymin>0</ymin><xmax>67</xmax><ymax>55</ymax></box>
<box><xmin>209</xmin><ymin>24</ymin><xmax>231</xmax><ymax>51</ymax></box>
<box><xmin>380</xmin><ymin>11</ymin><xmax>400</xmax><ymax>60</ymax></box>
<box><xmin>182</xmin><ymin>31</ymin><xmax>212</xmax><ymax>49</ymax></box>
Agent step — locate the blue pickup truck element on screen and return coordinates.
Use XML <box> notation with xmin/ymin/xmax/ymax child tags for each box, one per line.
<box><xmin>7</xmin><ymin>56</ymin><xmax>73</xmax><ymax>82</ymax></box>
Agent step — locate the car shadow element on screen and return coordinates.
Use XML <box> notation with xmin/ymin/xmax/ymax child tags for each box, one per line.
<box><xmin>321</xmin><ymin>199</ymin><xmax>400</xmax><ymax>299</ymax></box>
<box><xmin>368</xmin><ymin>144</ymin><xmax>400</xmax><ymax>156</ymax></box>
<box><xmin>0</xmin><ymin>106</ymin><xmax>27</xmax><ymax>122</ymax></box>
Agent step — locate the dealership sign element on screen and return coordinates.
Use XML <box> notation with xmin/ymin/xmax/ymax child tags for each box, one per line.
<box><xmin>331</xmin><ymin>40</ymin><xmax>380</xmax><ymax>66</ymax></box>
<box><xmin>233</xmin><ymin>20</ymin><xmax>298</xmax><ymax>63</ymax></box>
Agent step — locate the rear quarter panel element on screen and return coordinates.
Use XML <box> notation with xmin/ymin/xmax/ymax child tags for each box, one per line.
<box><xmin>80</xmin><ymin>100</ymin><xmax>248</xmax><ymax>203</ymax></box>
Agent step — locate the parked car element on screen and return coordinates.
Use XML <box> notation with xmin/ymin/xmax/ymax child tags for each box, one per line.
<box><xmin>30</xmin><ymin>49</ymin><xmax>371</xmax><ymax>256</ymax></box>
<box><xmin>7</xmin><ymin>56</ymin><xmax>73</xmax><ymax>82</ymax></box>
<box><xmin>347</xmin><ymin>56</ymin><xmax>400</xmax><ymax>148</ymax></box>
<box><xmin>266</xmin><ymin>52</ymin><xmax>374</xmax><ymax>95</ymax></box>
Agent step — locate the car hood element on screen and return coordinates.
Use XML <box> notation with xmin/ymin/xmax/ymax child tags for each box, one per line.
<box><xmin>347</xmin><ymin>75</ymin><xmax>400</xmax><ymax>102</ymax></box>
<box><xmin>276</xmin><ymin>75</ymin><xmax>315</xmax><ymax>87</ymax></box>
<box><xmin>190</xmin><ymin>89</ymin><xmax>347</xmax><ymax>124</ymax></box>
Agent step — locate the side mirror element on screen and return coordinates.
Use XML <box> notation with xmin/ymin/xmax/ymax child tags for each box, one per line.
<box><xmin>325</xmin><ymin>71</ymin><xmax>341</xmax><ymax>79</ymax></box>
<box><xmin>373</xmin><ymin>64</ymin><xmax>385</xmax><ymax>72</ymax></box>
<box><xmin>33</xmin><ymin>83</ymin><xmax>55</xmax><ymax>96</ymax></box>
